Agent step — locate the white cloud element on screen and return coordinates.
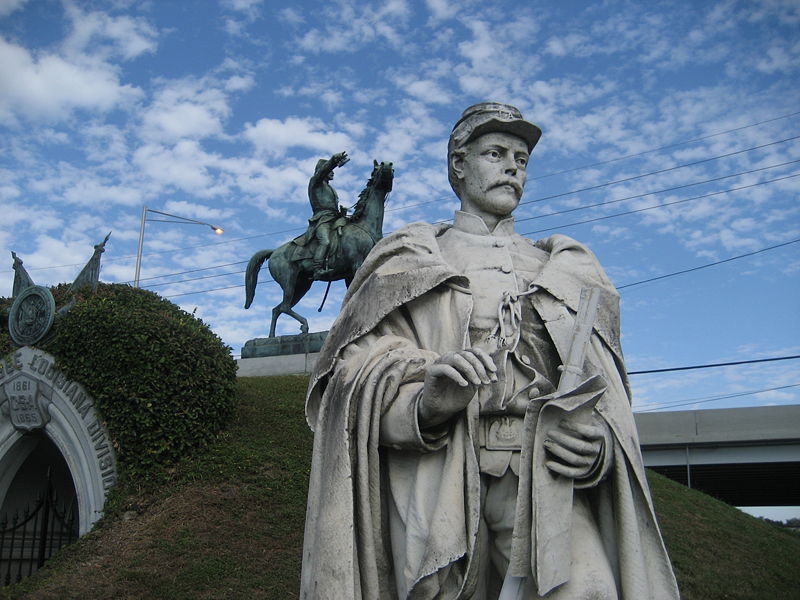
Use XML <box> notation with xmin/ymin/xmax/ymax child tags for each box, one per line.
<box><xmin>138</xmin><ymin>78</ymin><xmax>232</xmax><ymax>143</ymax></box>
<box><xmin>368</xmin><ymin>100</ymin><xmax>446</xmax><ymax>164</ymax></box>
<box><xmin>133</xmin><ymin>140</ymin><xmax>221</xmax><ymax>195</ymax></box>
<box><xmin>161</xmin><ymin>200</ymin><xmax>232</xmax><ymax>223</ymax></box>
<box><xmin>545</xmin><ymin>33</ymin><xmax>591</xmax><ymax>57</ymax></box>
<box><xmin>747</xmin><ymin>0</ymin><xmax>800</xmax><ymax>26</ymax></box>
<box><xmin>394</xmin><ymin>75</ymin><xmax>451</xmax><ymax>105</ymax></box>
<box><xmin>298</xmin><ymin>0</ymin><xmax>411</xmax><ymax>53</ymax></box>
<box><xmin>0</xmin><ymin>37</ymin><xmax>142</xmax><ymax>125</ymax></box>
<box><xmin>5</xmin><ymin>201</ymin><xmax>63</xmax><ymax>233</ymax></box>
<box><xmin>425</xmin><ymin>0</ymin><xmax>458</xmax><ymax>22</ymax></box>
<box><xmin>453</xmin><ymin>16</ymin><xmax>542</xmax><ymax>99</ymax></box>
<box><xmin>81</xmin><ymin>123</ymin><xmax>130</xmax><ymax>166</ymax></box>
<box><xmin>0</xmin><ymin>184</ymin><xmax>19</xmax><ymax>201</ymax></box>
<box><xmin>753</xmin><ymin>40</ymin><xmax>800</xmax><ymax>74</ymax></box>
<box><xmin>61</xmin><ymin>179</ymin><xmax>143</xmax><ymax>208</ymax></box>
<box><xmin>14</xmin><ymin>233</ymin><xmax>106</xmax><ymax>286</ymax></box>
<box><xmin>273</xmin><ymin>70</ymin><xmax>364</xmax><ymax>110</ymax></box>
<box><xmin>243</xmin><ymin>116</ymin><xmax>353</xmax><ymax>158</ymax></box>
<box><xmin>220</xmin><ymin>0</ymin><xmax>264</xmax><ymax>35</ymax></box>
<box><xmin>278</xmin><ymin>7</ymin><xmax>304</xmax><ymax>26</ymax></box>
<box><xmin>214</xmin><ymin>155</ymin><xmax>310</xmax><ymax>209</ymax></box>
<box><xmin>62</xmin><ymin>3</ymin><xmax>158</xmax><ymax>61</ymax></box>
<box><xmin>0</xmin><ymin>0</ymin><xmax>27</xmax><ymax>18</ymax></box>
<box><xmin>222</xmin><ymin>0</ymin><xmax>263</xmax><ymax>13</ymax></box>
<box><xmin>225</xmin><ymin>74</ymin><xmax>255</xmax><ymax>92</ymax></box>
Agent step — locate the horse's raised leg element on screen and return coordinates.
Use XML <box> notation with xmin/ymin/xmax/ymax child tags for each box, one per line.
<box><xmin>286</xmin><ymin>308</ymin><xmax>309</xmax><ymax>334</ymax></box>
<box><xmin>269</xmin><ymin>303</ymin><xmax>309</xmax><ymax>336</ymax></box>
<box><xmin>269</xmin><ymin>302</ymin><xmax>308</xmax><ymax>337</ymax></box>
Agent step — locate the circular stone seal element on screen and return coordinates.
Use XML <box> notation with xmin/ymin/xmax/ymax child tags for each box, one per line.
<box><xmin>8</xmin><ymin>285</ymin><xmax>56</xmax><ymax>346</ymax></box>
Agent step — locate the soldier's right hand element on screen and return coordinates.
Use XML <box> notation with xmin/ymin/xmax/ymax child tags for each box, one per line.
<box><xmin>334</xmin><ymin>151</ymin><xmax>349</xmax><ymax>166</ymax></box>
<box><xmin>418</xmin><ymin>349</ymin><xmax>497</xmax><ymax>428</ymax></box>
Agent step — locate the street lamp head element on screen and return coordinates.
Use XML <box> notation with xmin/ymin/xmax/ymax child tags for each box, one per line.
<box><xmin>211</xmin><ymin>226</ymin><xmax>224</xmax><ymax>235</ymax></box>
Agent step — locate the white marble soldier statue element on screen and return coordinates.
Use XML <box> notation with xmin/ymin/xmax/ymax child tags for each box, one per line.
<box><xmin>300</xmin><ymin>103</ymin><xmax>679</xmax><ymax>599</ymax></box>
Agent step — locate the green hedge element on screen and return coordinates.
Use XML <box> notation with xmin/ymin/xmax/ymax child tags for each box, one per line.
<box><xmin>0</xmin><ymin>296</ymin><xmax>11</xmax><ymax>357</ymax></box>
<box><xmin>3</xmin><ymin>283</ymin><xmax>237</xmax><ymax>480</ymax></box>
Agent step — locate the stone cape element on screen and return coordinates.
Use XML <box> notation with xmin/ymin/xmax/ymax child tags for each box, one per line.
<box><xmin>300</xmin><ymin>221</ymin><xmax>679</xmax><ymax>599</ymax></box>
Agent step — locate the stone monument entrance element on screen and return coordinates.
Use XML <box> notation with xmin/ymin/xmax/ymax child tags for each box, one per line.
<box><xmin>0</xmin><ymin>347</ymin><xmax>117</xmax><ymax>584</ymax></box>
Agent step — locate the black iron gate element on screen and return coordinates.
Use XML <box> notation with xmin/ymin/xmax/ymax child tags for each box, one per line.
<box><xmin>0</xmin><ymin>471</ymin><xmax>77</xmax><ymax>586</ymax></box>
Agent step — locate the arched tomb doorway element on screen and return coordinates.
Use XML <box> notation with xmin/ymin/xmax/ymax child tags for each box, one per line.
<box><xmin>1</xmin><ymin>432</ymin><xmax>78</xmax><ymax>521</ymax></box>
<box><xmin>0</xmin><ymin>347</ymin><xmax>118</xmax><ymax>538</ymax></box>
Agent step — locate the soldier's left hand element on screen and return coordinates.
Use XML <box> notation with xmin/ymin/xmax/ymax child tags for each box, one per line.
<box><xmin>543</xmin><ymin>417</ymin><xmax>605</xmax><ymax>479</ymax></box>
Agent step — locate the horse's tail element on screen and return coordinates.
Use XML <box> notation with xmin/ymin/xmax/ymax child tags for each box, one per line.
<box><xmin>244</xmin><ymin>249</ymin><xmax>274</xmax><ymax>309</ymax></box>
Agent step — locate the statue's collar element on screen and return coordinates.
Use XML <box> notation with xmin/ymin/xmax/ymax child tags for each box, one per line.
<box><xmin>453</xmin><ymin>210</ymin><xmax>516</xmax><ymax>237</ymax></box>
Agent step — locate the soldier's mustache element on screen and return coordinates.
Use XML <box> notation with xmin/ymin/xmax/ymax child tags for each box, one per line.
<box><xmin>490</xmin><ymin>180</ymin><xmax>523</xmax><ymax>196</ymax></box>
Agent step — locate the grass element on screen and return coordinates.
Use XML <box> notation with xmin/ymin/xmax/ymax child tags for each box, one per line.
<box><xmin>648</xmin><ymin>469</ymin><xmax>800</xmax><ymax>599</ymax></box>
<box><xmin>2</xmin><ymin>375</ymin><xmax>799</xmax><ymax>599</ymax></box>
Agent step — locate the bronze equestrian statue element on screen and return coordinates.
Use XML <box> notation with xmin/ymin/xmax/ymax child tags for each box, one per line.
<box><xmin>244</xmin><ymin>158</ymin><xmax>394</xmax><ymax>337</ymax></box>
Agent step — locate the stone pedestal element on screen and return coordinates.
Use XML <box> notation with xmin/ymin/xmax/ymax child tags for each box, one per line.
<box><xmin>241</xmin><ymin>331</ymin><xmax>328</xmax><ymax>358</ymax></box>
<box><xmin>237</xmin><ymin>331</ymin><xmax>328</xmax><ymax>377</ymax></box>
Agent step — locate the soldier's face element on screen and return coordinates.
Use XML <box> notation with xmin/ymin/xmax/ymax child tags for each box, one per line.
<box><xmin>454</xmin><ymin>132</ymin><xmax>529</xmax><ymax>221</ymax></box>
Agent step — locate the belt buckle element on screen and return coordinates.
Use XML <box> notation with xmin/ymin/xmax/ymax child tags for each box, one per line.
<box><xmin>482</xmin><ymin>415</ymin><xmax>523</xmax><ymax>451</ymax></box>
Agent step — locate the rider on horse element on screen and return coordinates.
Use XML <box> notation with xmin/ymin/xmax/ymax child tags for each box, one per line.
<box><xmin>306</xmin><ymin>151</ymin><xmax>350</xmax><ymax>279</ymax></box>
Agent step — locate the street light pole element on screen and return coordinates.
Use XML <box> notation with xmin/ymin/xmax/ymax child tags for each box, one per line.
<box><xmin>133</xmin><ymin>206</ymin><xmax>224</xmax><ymax>288</ymax></box>
<box><xmin>134</xmin><ymin>206</ymin><xmax>148</xmax><ymax>288</ymax></box>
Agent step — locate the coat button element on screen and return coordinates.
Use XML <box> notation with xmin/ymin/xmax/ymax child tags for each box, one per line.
<box><xmin>494</xmin><ymin>239</ymin><xmax>504</xmax><ymax>248</ymax></box>
<box><xmin>501</xmin><ymin>264</ymin><xmax>512</xmax><ymax>273</ymax></box>
<box><xmin>520</xmin><ymin>355</ymin><xmax>531</xmax><ymax>365</ymax></box>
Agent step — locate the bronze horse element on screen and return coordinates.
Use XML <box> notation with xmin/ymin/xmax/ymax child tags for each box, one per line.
<box><xmin>244</xmin><ymin>160</ymin><xmax>394</xmax><ymax>337</ymax></box>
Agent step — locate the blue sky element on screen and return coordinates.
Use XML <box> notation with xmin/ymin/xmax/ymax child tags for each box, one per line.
<box><xmin>1</xmin><ymin>0</ymin><xmax>798</xmax><ymax>421</ymax></box>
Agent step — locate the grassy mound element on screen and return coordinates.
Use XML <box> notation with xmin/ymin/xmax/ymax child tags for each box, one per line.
<box><xmin>2</xmin><ymin>376</ymin><xmax>798</xmax><ymax>599</ymax></box>
<box><xmin>649</xmin><ymin>468</ymin><xmax>800</xmax><ymax>599</ymax></box>
<box><xmin>3</xmin><ymin>283</ymin><xmax>236</xmax><ymax>479</ymax></box>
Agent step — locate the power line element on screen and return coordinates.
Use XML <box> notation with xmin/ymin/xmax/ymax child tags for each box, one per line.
<box><xmin>121</xmin><ymin>261</ymin><xmax>248</xmax><ymax>286</ymax></box>
<box><xmin>628</xmin><ymin>354</ymin><xmax>800</xmax><ymax>375</ymax></box>
<box><xmin>9</xmin><ymin>114</ymin><xmax>800</xmax><ymax>277</ymax></box>
<box><xmin>128</xmin><ymin>227</ymin><xmax>304</xmax><ymax>255</ymax></box>
<box><xmin>520</xmin><ymin>171</ymin><xmax>800</xmax><ymax>235</ymax></box>
<box><xmin>520</xmin><ymin>134</ymin><xmax>800</xmax><ymax>206</ymax></box>
<box><xmin>634</xmin><ymin>383</ymin><xmax>800</xmax><ymax>413</ymax></box>
<box><xmin>132</xmin><ymin>162</ymin><xmax>799</xmax><ymax>286</ymax></box>
<box><xmin>618</xmin><ymin>239</ymin><xmax>800</xmax><ymax>290</ymax></box>
<box><xmin>530</xmin><ymin>110</ymin><xmax>800</xmax><ymax>181</ymax></box>
<box><xmin>11</xmin><ymin>134</ymin><xmax>798</xmax><ymax>277</ymax></box>
<box><xmin>207</xmin><ymin>135</ymin><xmax>800</xmax><ymax>250</ymax></box>
<box><xmin>142</xmin><ymin>269</ymin><xmax>246</xmax><ymax>289</ymax></box>
<box><xmin>6</xmin><ymin>229</ymin><xmax>302</xmax><ymax>273</ymax></box>
<box><xmin>143</xmin><ymin>138</ymin><xmax>798</xmax><ymax>267</ymax></box>
<box><xmin>516</xmin><ymin>158</ymin><xmax>800</xmax><ymax>224</ymax></box>
<box><xmin>163</xmin><ymin>229</ymin><xmax>799</xmax><ymax>303</ymax></box>
<box><xmin>111</xmin><ymin>168</ymin><xmax>800</xmax><ymax>284</ymax></box>
<box><xmin>387</xmin><ymin>111</ymin><xmax>800</xmax><ymax>214</ymax></box>
<box><xmin>166</xmin><ymin>283</ymin><xmax>244</xmax><ymax>298</ymax></box>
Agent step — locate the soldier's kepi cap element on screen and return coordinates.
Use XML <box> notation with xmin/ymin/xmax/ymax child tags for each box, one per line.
<box><xmin>449</xmin><ymin>102</ymin><xmax>542</xmax><ymax>154</ymax></box>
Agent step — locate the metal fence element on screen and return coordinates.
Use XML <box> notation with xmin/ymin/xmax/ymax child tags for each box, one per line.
<box><xmin>0</xmin><ymin>472</ymin><xmax>77</xmax><ymax>586</ymax></box>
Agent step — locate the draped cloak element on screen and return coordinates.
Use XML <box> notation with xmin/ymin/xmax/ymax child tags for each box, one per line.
<box><xmin>300</xmin><ymin>221</ymin><xmax>679</xmax><ymax>599</ymax></box>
